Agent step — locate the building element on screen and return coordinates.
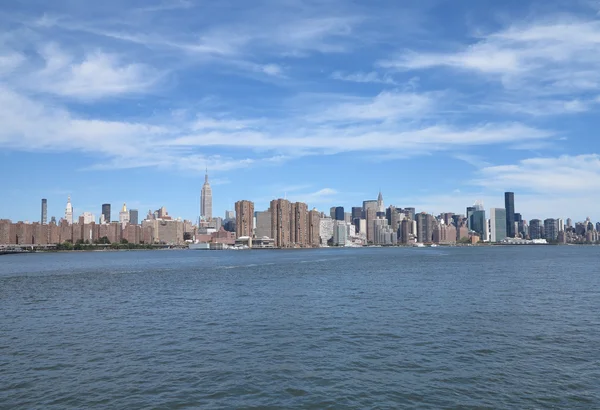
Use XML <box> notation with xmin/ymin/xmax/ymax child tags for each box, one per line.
<box><xmin>41</xmin><ymin>199</ymin><xmax>47</xmax><ymax>225</ymax></box>
<box><xmin>505</xmin><ymin>192</ymin><xmax>516</xmax><ymax>238</ymax></box>
<box><xmin>308</xmin><ymin>209</ymin><xmax>321</xmax><ymax>247</ymax></box>
<box><xmin>270</xmin><ymin>199</ymin><xmax>291</xmax><ymax>248</ymax></box>
<box><xmin>235</xmin><ymin>200</ymin><xmax>254</xmax><ymax>238</ymax></box>
<box><xmin>102</xmin><ymin>204</ymin><xmax>111</xmax><ymax>224</ymax></box>
<box><xmin>119</xmin><ymin>203</ymin><xmax>130</xmax><ymax>225</ymax></box>
<box><xmin>544</xmin><ymin>218</ymin><xmax>558</xmax><ymax>242</ymax></box>
<box><xmin>416</xmin><ymin>212</ymin><xmax>434</xmax><ymax>243</ymax></box>
<box><xmin>65</xmin><ymin>196</ymin><xmax>73</xmax><ymax>225</ymax></box>
<box><xmin>334</xmin><ymin>206</ymin><xmax>344</xmax><ymax>221</ymax></box>
<box><xmin>471</xmin><ymin>210</ymin><xmax>486</xmax><ymax>238</ymax></box>
<box><xmin>332</xmin><ymin>221</ymin><xmax>347</xmax><ymax>246</ymax></box>
<box><xmin>366</xmin><ymin>208</ymin><xmax>377</xmax><ymax>243</ymax></box>
<box><xmin>377</xmin><ymin>191</ymin><xmax>385</xmax><ymax>213</ymax></box>
<box><xmin>529</xmin><ymin>219</ymin><xmax>543</xmax><ymax>239</ymax></box>
<box><xmin>351</xmin><ymin>207</ymin><xmax>362</xmax><ymax>220</ymax></box>
<box><xmin>363</xmin><ymin>200</ymin><xmax>378</xmax><ymax>217</ymax></box>
<box><xmin>490</xmin><ymin>208</ymin><xmax>507</xmax><ymax>242</ymax></box>
<box><xmin>81</xmin><ymin>212</ymin><xmax>95</xmax><ymax>224</ymax></box>
<box><xmin>433</xmin><ymin>223</ymin><xmax>457</xmax><ymax>245</ymax></box>
<box><xmin>319</xmin><ymin>217</ymin><xmax>334</xmax><ymax>245</ymax></box>
<box><xmin>255</xmin><ymin>210</ymin><xmax>272</xmax><ymax>239</ymax></box>
<box><xmin>225</xmin><ymin>210</ymin><xmax>235</xmax><ymax>220</ymax></box>
<box><xmin>292</xmin><ymin>202</ymin><xmax>309</xmax><ymax>246</ymax></box>
<box><xmin>201</xmin><ymin>169</ymin><xmax>213</xmax><ymax>220</ymax></box>
<box><xmin>466</xmin><ymin>206</ymin><xmax>476</xmax><ymax>229</ymax></box>
<box><xmin>404</xmin><ymin>208</ymin><xmax>416</xmax><ymax>221</ymax></box>
<box><xmin>129</xmin><ymin>209</ymin><xmax>139</xmax><ymax>225</ymax></box>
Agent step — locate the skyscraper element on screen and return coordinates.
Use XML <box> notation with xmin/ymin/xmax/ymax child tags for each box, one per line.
<box><xmin>504</xmin><ymin>192</ymin><xmax>515</xmax><ymax>238</ymax></box>
<box><xmin>334</xmin><ymin>206</ymin><xmax>344</xmax><ymax>221</ymax></box>
<box><xmin>471</xmin><ymin>210</ymin><xmax>486</xmax><ymax>238</ymax></box>
<box><xmin>270</xmin><ymin>199</ymin><xmax>291</xmax><ymax>248</ymax></box>
<box><xmin>102</xmin><ymin>204</ymin><xmax>111</xmax><ymax>224</ymax></box>
<box><xmin>201</xmin><ymin>169</ymin><xmax>213</xmax><ymax>220</ymax></box>
<box><xmin>377</xmin><ymin>191</ymin><xmax>385</xmax><ymax>213</ymax></box>
<box><xmin>235</xmin><ymin>200</ymin><xmax>254</xmax><ymax>238</ymax></box>
<box><xmin>416</xmin><ymin>212</ymin><xmax>434</xmax><ymax>243</ymax></box>
<box><xmin>129</xmin><ymin>209</ymin><xmax>139</xmax><ymax>225</ymax></box>
<box><xmin>41</xmin><ymin>199</ymin><xmax>47</xmax><ymax>225</ymax></box>
<box><xmin>466</xmin><ymin>206</ymin><xmax>476</xmax><ymax>228</ymax></box>
<box><xmin>65</xmin><ymin>196</ymin><xmax>73</xmax><ymax>225</ymax></box>
<box><xmin>119</xmin><ymin>203</ymin><xmax>130</xmax><ymax>225</ymax></box>
<box><xmin>490</xmin><ymin>208</ymin><xmax>507</xmax><ymax>242</ymax></box>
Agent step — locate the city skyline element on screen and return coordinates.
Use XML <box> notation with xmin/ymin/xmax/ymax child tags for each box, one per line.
<box><xmin>3</xmin><ymin>0</ymin><xmax>600</xmax><ymax>222</ymax></box>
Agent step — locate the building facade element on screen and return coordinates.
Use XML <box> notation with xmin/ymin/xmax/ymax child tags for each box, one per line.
<box><xmin>235</xmin><ymin>200</ymin><xmax>255</xmax><ymax>238</ymax></box>
<box><xmin>201</xmin><ymin>170</ymin><xmax>213</xmax><ymax>220</ymax></box>
<box><xmin>490</xmin><ymin>208</ymin><xmax>507</xmax><ymax>242</ymax></box>
<box><xmin>504</xmin><ymin>192</ymin><xmax>516</xmax><ymax>238</ymax></box>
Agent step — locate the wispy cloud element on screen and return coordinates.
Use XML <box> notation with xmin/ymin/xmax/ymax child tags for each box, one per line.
<box><xmin>331</xmin><ymin>70</ymin><xmax>398</xmax><ymax>85</ymax></box>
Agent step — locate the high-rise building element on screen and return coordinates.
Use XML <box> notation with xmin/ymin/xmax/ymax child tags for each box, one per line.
<box><xmin>225</xmin><ymin>210</ymin><xmax>235</xmax><ymax>220</ymax></box>
<box><xmin>81</xmin><ymin>212</ymin><xmax>95</xmax><ymax>224</ymax></box>
<box><xmin>292</xmin><ymin>202</ymin><xmax>309</xmax><ymax>246</ymax></box>
<box><xmin>235</xmin><ymin>200</ymin><xmax>254</xmax><ymax>238</ymax></box>
<box><xmin>65</xmin><ymin>196</ymin><xmax>73</xmax><ymax>225</ymax></box>
<box><xmin>129</xmin><ymin>209</ymin><xmax>139</xmax><ymax>225</ymax></box>
<box><xmin>529</xmin><ymin>219</ymin><xmax>542</xmax><ymax>239</ymax></box>
<box><xmin>41</xmin><ymin>199</ymin><xmax>47</xmax><ymax>225</ymax></box>
<box><xmin>119</xmin><ymin>203</ymin><xmax>130</xmax><ymax>225</ymax></box>
<box><xmin>544</xmin><ymin>218</ymin><xmax>558</xmax><ymax>241</ymax></box>
<box><xmin>255</xmin><ymin>211</ymin><xmax>272</xmax><ymax>238</ymax></box>
<box><xmin>201</xmin><ymin>169</ymin><xmax>213</xmax><ymax>220</ymax></box>
<box><xmin>504</xmin><ymin>192</ymin><xmax>515</xmax><ymax>238</ymax></box>
<box><xmin>363</xmin><ymin>200</ymin><xmax>378</xmax><ymax>217</ymax></box>
<box><xmin>377</xmin><ymin>191</ymin><xmax>385</xmax><ymax>213</ymax></box>
<box><xmin>102</xmin><ymin>204</ymin><xmax>111</xmax><ymax>224</ymax></box>
<box><xmin>490</xmin><ymin>208</ymin><xmax>507</xmax><ymax>242</ymax></box>
<box><xmin>416</xmin><ymin>212</ymin><xmax>434</xmax><ymax>243</ymax></box>
<box><xmin>334</xmin><ymin>206</ymin><xmax>344</xmax><ymax>221</ymax></box>
<box><xmin>308</xmin><ymin>209</ymin><xmax>321</xmax><ymax>247</ymax></box>
<box><xmin>270</xmin><ymin>199</ymin><xmax>291</xmax><ymax>248</ymax></box>
<box><xmin>466</xmin><ymin>206</ymin><xmax>476</xmax><ymax>228</ymax></box>
<box><xmin>400</xmin><ymin>219</ymin><xmax>412</xmax><ymax>244</ymax></box>
<box><xmin>404</xmin><ymin>208</ymin><xmax>416</xmax><ymax>221</ymax></box>
<box><xmin>471</xmin><ymin>210</ymin><xmax>486</xmax><ymax>238</ymax></box>
<box><xmin>351</xmin><ymin>207</ymin><xmax>362</xmax><ymax>220</ymax></box>
<box><xmin>366</xmin><ymin>208</ymin><xmax>376</xmax><ymax>243</ymax></box>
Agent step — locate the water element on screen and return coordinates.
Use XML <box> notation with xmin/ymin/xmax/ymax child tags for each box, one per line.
<box><xmin>1</xmin><ymin>247</ymin><xmax>599</xmax><ymax>409</ymax></box>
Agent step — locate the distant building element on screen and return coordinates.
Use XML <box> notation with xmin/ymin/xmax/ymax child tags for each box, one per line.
<box><xmin>201</xmin><ymin>169</ymin><xmax>213</xmax><ymax>220</ymax></box>
<box><xmin>235</xmin><ymin>200</ymin><xmax>254</xmax><ymax>238</ymax></box>
<box><xmin>308</xmin><ymin>209</ymin><xmax>321</xmax><ymax>247</ymax></box>
<box><xmin>416</xmin><ymin>212</ymin><xmax>434</xmax><ymax>243</ymax></box>
<box><xmin>65</xmin><ymin>196</ymin><xmax>73</xmax><ymax>225</ymax></box>
<box><xmin>471</xmin><ymin>210</ymin><xmax>486</xmax><ymax>238</ymax></box>
<box><xmin>270</xmin><ymin>199</ymin><xmax>291</xmax><ymax>248</ymax></box>
<box><xmin>363</xmin><ymin>200</ymin><xmax>378</xmax><ymax>217</ymax></box>
<box><xmin>129</xmin><ymin>209</ymin><xmax>139</xmax><ymax>225</ymax></box>
<box><xmin>334</xmin><ymin>206</ymin><xmax>344</xmax><ymax>221</ymax></box>
<box><xmin>504</xmin><ymin>192</ymin><xmax>516</xmax><ymax>237</ymax></box>
<box><xmin>291</xmin><ymin>202</ymin><xmax>309</xmax><ymax>246</ymax></box>
<box><xmin>404</xmin><ymin>208</ymin><xmax>416</xmax><ymax>221</ymax></box>
<box><xmin>377</xmin><ymin>191</ymin><xmax>385</xmax><ymax>213</ymax></box>
<box><xmin>366</xmin><ymin>208</ymin><xmax>377</xmax><ymax>243</ymax></box>
<box><xmin>490</xmin><ymin>208</ymin><xmax>507</xmax><ymax>242</ymax></box>
<box><xmin>529</xmin><ymin>219</ymin><xmax>543</xmax><ymax>239</ymax></box>
<box><xmin>333</xmin><ymin>221</ymin><xmax>347</xmax><ymax>246</ymax></box>
<box><xmin>119</xmin><ymin>203</ymin><xmax>130</xmax><ymax>226</ymax></box>
<box><xmin>102</xmin><ymin>204</ymin><xmax>111</xmax><ymax>224</ymax></box>
<box><xmin>255</xmin><ymin>210</ymin><xmax>272</xmax><ymax>239</ymax></box>
<box><xmin>319</xmin><ymin>217</ymin><xmax>334</xmax><ymax>245</ymax></box>
<box><xmin>351</xmin><ymin>207</ymin><xmax>362</xmax><ymax>220</ymax></box>
<box><xmin>225</xmin><ymin>210</ymin><xmax>235</xmax><ymax>220</ymax></box>
<box><xmin>41</xmin><ymin>199</ymin><xmax>47</xmax><ymax>225</ymax></box>
<box><xmin>544</xmin><ymin>218</ymin><xmax>558</xmax><ymax>242</ymax></box>
<box><xmin>81</xmin><ymin>212</ymin><xmax>95</xmax><ymax>224</ymax></box>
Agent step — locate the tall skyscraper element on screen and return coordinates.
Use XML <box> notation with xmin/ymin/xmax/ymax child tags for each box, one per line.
<box><xmin>544</xmin><ymin>218</ymin><xmax>558</xmax><ymax>241</ymax></box>
<box><xmin>363</xmin><ymin>200</ymin><xmax>378</xmax><ymax>217</ymax></box>
<box><xmin>529</xmin><ymin>219</ymin><xmax>542</xmax><ymax>239</ymax></box>
<box><xmin>102</xmin><ymin>204</ymin><xmax>111</xmax><ymax>224</ymax></box>
<box><xmin>129</xmin><ymin>209</ymin><xmax>139</xmax><ymax>225</ymax></box>
<box><xmin>490</xmin><ymin>208</ymin><xmax>507</xmax><ymax>242</ymax></box>
<box><xmin>201</xmin><ymin>169</ymin><xmax>213</xmax><ymax>220</ymax></box>
<box><xmin>404</xmin><ymin>208</ymin><xmax>416</xmax><ymax>221</ymax></box>
<box><xmin>377</xmin><ymin>191</ymin><xmax>385</xmax><ymax>213</ymax></box>
<box><xmin>471</xmin><ymin>210</ymin><xmax>486</xmax><ymax>238</ymax></box>
<box><xmin>334</xmin><ymin>206</ymin><xmax>344</xmax><ymax>221</ymax></box>
<box><xmin>270</xmin><ymin>199</ymin><xmax>291</xmax><ymax>248</ymax></box>
<box><xmin>65</xmin><ymin>196</ymin><xmax>73</xmax><ymax>225</ymax></box>
<box><xmin>235</xmin><ymin>200</ymin><xmax>254</xmax><ymax>238</ymax></box>
<box><xmin>119</xmin><ymin>203</ymin><xmax>130</xmax><ymax>225</ymax></box>
<box><xmin>255</xmin><ymin>210</ymin><xmax>272</xmax><ymax>238</ymax></box>
<box><xmin>466</xmin><ymin>206</ymin><xmax>476</xmax><ymax>228</ymax></box>
<box><xmin>504</xmin><ymin>192</ymin><xmax>515</xmax><ymax>238</ymax></box>
<box><xmin>308</xmin><ymin>209</ymin><xmax>321</xmax><ymax>247</ymax></box>
<box><xmin>41</xmin><ymin>199</ymin><xmax>47</xmax><ymax>225</ymax></box>
<box><xmin>351</xmin><ymin>207</ymin><xmax>362</xmax><ymax>220</ymax></box>
<box><xmin>416</xmin><ymin>212</ymin><xmax>434</xmax><ymax>243</ymax></box>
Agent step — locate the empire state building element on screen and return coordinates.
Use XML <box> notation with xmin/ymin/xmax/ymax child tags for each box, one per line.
<box><xmin>201</xmin><ymin>169</ymin><xmax>212</xmax><ymax>220</ymax></box>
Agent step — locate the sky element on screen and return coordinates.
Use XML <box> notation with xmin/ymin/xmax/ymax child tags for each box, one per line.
<box><xmin>2</xmin><ymin>0</ymin><xmax>600</xmax><ymax>223</ymax></box>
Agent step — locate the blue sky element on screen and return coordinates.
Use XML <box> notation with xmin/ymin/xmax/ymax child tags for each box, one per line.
<box><xmin>2</xmin><ymin>0</ymin><xmax>600</xmax><ymax>223</ymax></box>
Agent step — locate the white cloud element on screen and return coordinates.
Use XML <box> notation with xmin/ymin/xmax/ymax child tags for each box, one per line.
<box><xmin>331</xmin><ymin>71</ymin><xmax>397</xmax><ymax>85</ymax></box>
<box><xmin>473</xmin><ymin>154</ymin><xmax>600</xmax><ymax>193</ymax></box>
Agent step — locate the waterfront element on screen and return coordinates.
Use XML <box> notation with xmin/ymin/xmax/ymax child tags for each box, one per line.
<box><xmin>1</xmin><ymin>247</ymin><xmax>599</xmax><ymax>408</ymax></box>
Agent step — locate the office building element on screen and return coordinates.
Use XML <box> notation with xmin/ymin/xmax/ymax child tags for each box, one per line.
<box><xmin>544</xmin><ymin>218</ymin><xmax>558</xmax><ymax>241</ymax></box>
<box><xmin>319</xmin><ymin>217</ymin><xmax>334</xmax><ymax>245</ymax></box>
<box><xmin>129</xmin><ymin>209</ymin><xmax>139</xmax><ymax>225</ymax></box>
<box><xmin>235</xmin><ymin>200</ymin><xmax>254</xmax><ymax>238</ymax></box>
<box><xmin>41</xmin><ymin>199</ymin><xmax>47</xmax><ymax>225</ymax></box>
<box><xmin>377</xmin><ymin>191</ymin><xmax>385</xmax><ymax>213</ymax></box>
<box><xmin>81</xmin><ymin>212</ymin><xmax>95</xmax><ymax>224</ymax></box>
<box><xmin>65</xmin><ymin>196</ymin><xmax>73</xmax><ymax>225</ymax></box>
<box><xmin>529</xmin><ymin>219</ymin><xmax>542</xmax><ymax>239</ymax></box>
<box><xmin>471</xmin><ymin>210</ymin><xmax>486</xmax><ymax>238</ymax></box>
<box><xmin>201</xmin><ymin>169</ymin><xmax>213</xmax><ymax>220</ymax></box>
<box><xmin>333</xmin><ymin>221</ymin><xmax>347</xmax><ymax>246</ymax></box>
<box><xmin>119</xmin><ymin>203</ymin><xmax>130</xmax><ymax>225</ymax></box>
<box><xmin>225</xmin><ymin>210</ymin><xmax>235</xmax><ymax>220</ymax></box>
<box><xmin>351</xmin><ymin>207</ymin><xmax>362</xmax><ymax>220</ymax></box>
<box><xmin>366</xmin><ymin>208</ymin><xmax>377</xmax><ymax>243</ymax></box>
<box><xmin>505</xmin><ymin>192</ymin><xmax>515</xmax><ymax>238</ymax></box>
<box><xmin>255</xmin><ymin>210</ymin><xmax>272</xmax><ymax>238</ymax></box>
<box><xmin>490</xmin><ymin>208</ymin><xmax>507</xmax><ymax>242</ymax></box>
<box><xmin>404</xmin><ymin>208</ymin><xmax>416</xmax><ymax>221</ymax></box>
<box><xmin>102</xmin><ymin>204</ymin><xmax>111</xmax><ymax>224</ymax></box>
<box><xmin>363</xmin><ymin>200</ymin><xmax>378</xmax><ymax>217</ymax></box>
<box><xmin>334</xmin><ymin>206</ymin><xmax>344</xmax><ymax>221</ymax></box>
<box><xmin>466</xmin><ymin>206</ymin><xmax>476</xmax><ymax>228</ymax></box>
